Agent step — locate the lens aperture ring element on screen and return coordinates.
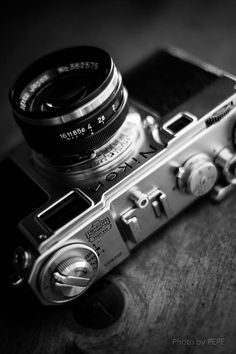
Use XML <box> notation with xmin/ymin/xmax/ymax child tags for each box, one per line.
<box><xmin>17</xmin><ymin>88</ymin><xmax>128</xmax><ymax>156</ymax></box>
<box><xmin>58</xmin><ymin>82</ymin><xmax>124</xmax><ymax>140</ymax></box>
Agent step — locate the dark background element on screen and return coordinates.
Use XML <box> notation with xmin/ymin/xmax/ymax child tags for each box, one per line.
<box><xmin>1</xmin><ymin>0</ymin><xmax>236</xmax><ymax>158</ymax></box>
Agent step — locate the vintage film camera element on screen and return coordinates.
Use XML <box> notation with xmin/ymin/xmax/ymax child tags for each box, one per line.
<box><xmin>8</xmin><ymin>46</ymin><xmax>236</xmax><ymax>305</ymax></box>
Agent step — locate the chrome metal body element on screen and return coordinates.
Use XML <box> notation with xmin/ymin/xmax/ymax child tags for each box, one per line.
<box><xmin>10</xmin><ymin>49</ymin><xmax>236</xmax><ymax>305</ymax></box>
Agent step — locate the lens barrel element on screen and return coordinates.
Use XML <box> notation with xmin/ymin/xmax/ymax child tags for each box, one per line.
<box><xmin>9</xmin><ymin>46</ymin><xmax>129</xmax><ymax>156</ymax></box>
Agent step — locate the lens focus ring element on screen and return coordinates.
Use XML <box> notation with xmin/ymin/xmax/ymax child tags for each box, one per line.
<box><xmin>9</xmin><ymin>46</ymin><xmax>129</xmax><ymax>156</ymax></box>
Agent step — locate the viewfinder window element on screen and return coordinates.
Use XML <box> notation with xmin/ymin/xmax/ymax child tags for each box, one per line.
<box><xmin>39</xmin><ymin>191</ymin><xmax>92</xmax><ymax>231</ymax></box>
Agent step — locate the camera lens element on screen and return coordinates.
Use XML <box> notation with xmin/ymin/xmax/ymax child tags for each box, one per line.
<box><xmin>9</xmin><ymin>46</ymin><xmax>129</xmax><ymax>157</ymax></box>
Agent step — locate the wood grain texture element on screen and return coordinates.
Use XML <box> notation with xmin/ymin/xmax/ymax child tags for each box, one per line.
<box><xmin>0</xmin><ymin>193</ymin><xmax>235</xmax><ymax>354</ymax></box>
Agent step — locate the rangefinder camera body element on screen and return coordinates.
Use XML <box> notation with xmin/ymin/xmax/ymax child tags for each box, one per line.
<box><xmin>9</xmin><ymin>46</ymin><xmax>236</xmax><ymax>305</ymax></box>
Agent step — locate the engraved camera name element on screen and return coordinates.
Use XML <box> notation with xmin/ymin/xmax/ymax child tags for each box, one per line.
<box><xmin>86</xmin><ymin>218</ymin><xmax>112</xmax><ymax>242</ymax></box>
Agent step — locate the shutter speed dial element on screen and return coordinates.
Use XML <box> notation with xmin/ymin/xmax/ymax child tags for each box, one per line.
<box><xmin>215</xmin><ymin>147</ymin><xmax>236</xmax><ymax>184</ymax></box>
<box><xmin>39</xmin><ymin>243</ymin><xmax>99</xmax><ymax>304</ymax></box>
<box><xmin>177</xmin><ymin>154</ymin><xmax>218</xmax><ymax>196</ymax></box>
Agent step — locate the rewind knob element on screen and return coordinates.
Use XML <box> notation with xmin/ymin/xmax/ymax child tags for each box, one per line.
<box><xmin>176</xmin><ymin>154</ymin><xmax>218</xmax><ymax>196</ymax></box>
<box><xmin>53</xmin><ymin>257</ymin><xmax>93</xmax><ymax>298</ymax></box>
<box><xmin>39</xmin><ymin>243</ymin><xmax>99</xmax><ymax>304</ymax></box>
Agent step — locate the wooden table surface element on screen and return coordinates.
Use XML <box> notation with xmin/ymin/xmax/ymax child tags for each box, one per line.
<box><xmin>0</xmin><ymin>190</ymin><xmax>235</xmax><ymax>354</ymax></box>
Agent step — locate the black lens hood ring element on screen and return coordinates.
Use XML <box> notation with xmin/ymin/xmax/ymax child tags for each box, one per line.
<box><xmin>9</xmin><ymin>46</ymin><xmax>130</xmax><ymax>157</ymax></box>
<box><xmin>14</xmin><ymin>67</ymin><xmax>120</xmax><ymax>128</ymax></box>
<box><xmin>10</xmin><ymin>46</ymin><xmax>114</xmax><ymax>120</ymax></box>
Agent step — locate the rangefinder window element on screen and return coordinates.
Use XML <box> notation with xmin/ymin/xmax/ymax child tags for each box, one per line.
<box><xmin>39</xmin><ymin>191</ymin><xmax>92</xmax><ymax>231</ymax></box>
<box><xmin>164</xmin><ymin>113</ymin><xmax>196</xmax><ymax>135</ymax></box>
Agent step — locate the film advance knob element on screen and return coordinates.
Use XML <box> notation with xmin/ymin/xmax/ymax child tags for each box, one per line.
<box><xmin>176</xmin><ymin>153</ymin><xmax>218</xmax><ymax>196</ymax></box>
